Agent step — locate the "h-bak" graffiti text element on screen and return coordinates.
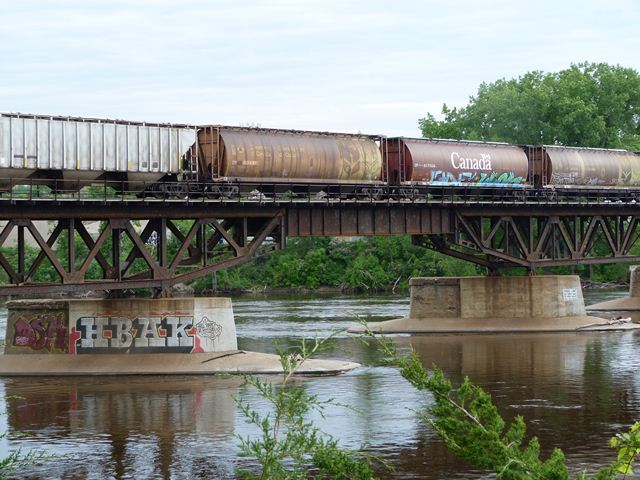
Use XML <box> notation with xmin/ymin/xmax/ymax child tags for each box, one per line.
<box><xmin>69</xmin><ymin>315</ymin><xmax>218</xmax><ymax>354</ymax></box>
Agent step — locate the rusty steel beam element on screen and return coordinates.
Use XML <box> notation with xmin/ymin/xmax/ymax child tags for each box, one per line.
<box><xmin>0</xmin><ymin>202</ymin><xmax>285</xmax><ymax>220</ymax></box>
<box><xmin>417</xmin><ymin>212</ymin><xmax>640</xmax><ymax>271</ymax></box>
<box><xmin>1</xmin><ymin>197</ymin><xmax>640</xmax><ymax>221</ymax></box>
<box><xmin>0</xmin><ymin>213</ymin><xmax>284</xmax><ymax>296</ymax></box>
<box><xmin>286</xmin><ymin>206</ymin><xmax>453</xmax><ymax>236</ymax></box>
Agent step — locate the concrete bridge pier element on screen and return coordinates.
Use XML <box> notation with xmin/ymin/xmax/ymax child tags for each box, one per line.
<box><xmin>0</xmin><ymin>298</ymin><xmax>359</xmax><ymax>375</ymax></box>
<box><xmin>351</xmin><ymin>275</ymin><xmax>640</xmax><ymax>334</ymax></box>
<box><xmin>586</xmin><ymin>266</ymin><xmax>640</xmax><ymax>321</ymax></box>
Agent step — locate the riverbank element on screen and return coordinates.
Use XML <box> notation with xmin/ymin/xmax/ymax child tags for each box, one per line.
<box><xmin>206</xmin><ymin>278</ymin><xmax>629</xmax><ymax>297</ymax></box>
<box><xmin>0</xmin><ymin>279</ymin><xmax>626</xmax><ymax>303</ymax></box>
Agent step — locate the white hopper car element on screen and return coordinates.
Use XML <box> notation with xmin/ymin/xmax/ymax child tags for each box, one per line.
<box><xmin>0</xmin><ymin>112</ymin><xmax>196</xmax><ymax>192</ymax></box>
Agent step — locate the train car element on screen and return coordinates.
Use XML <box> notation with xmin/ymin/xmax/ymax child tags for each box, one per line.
<box><xmin>7</xmin><ymin>109</ymin><xmax>640</xmax><ymax>200</ymax></box>
<box><xmin>0</xmin><ymin>112</ymin><xmax>197</xmax><ymax>192</ymax></box>
<box><xmin>195</xmin><ymin>125</ymin><xmax>383</xmax><ymax>194</ymax></box>
<box><xmin>383</xmin><ymin>137</ymin><xmax>529</xmax><ymax>189</ymax></box>
<box><xmin>530</xmin><ymin>145</ymin><xmax>640</xmax><ymax>188</ymax></box>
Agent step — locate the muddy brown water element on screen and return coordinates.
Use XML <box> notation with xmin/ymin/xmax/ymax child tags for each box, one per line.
<box><xmin>0</xmin><ymin>290</ymin><xmax>638</xmax><ymax>479</ymax></box>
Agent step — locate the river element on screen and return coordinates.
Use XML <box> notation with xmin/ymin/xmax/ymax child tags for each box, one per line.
<box><xmin>0</xmin><ymin>289</ymin><xmax>638</xmax><ymax>479</ymax></box>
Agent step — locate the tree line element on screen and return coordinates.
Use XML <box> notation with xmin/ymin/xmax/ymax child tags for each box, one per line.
<box><xmin>419</xmin><ymin>62</ymin><xmax>640</xmax><ymax>150</ymax></box>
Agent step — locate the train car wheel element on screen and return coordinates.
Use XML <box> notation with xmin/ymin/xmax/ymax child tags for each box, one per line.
<box><xmin>513</xmin><ymin>190</ymin><xmax>526</xmax><ymax>202</ymax></box>
<box><xmin>221</xmin><ymin>185</ymin><xmax>239</xmax><ymax>197</ymax></box>
<box><xmin>167</xmin><ymin>183</ymin><xmax>188</xmax><ymax>199</ymax></box>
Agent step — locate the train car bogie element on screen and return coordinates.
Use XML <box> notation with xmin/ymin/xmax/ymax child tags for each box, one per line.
<box><xmin>353</xmin><ymin>186</ymin><xmax>382</xmax><ymax>198</ymax></box>
<box><xmin>398</xmin><ymin>187</ymin><xmax>420</xmax><ymax>199</ymax></box>
<box><xmin>141</xmin><ymin>180</ymin><xmax>189</xmax><ymax>199</ymax></box>
<box><xmin>203</xmin><ymin>184</ymin><xmax>240</xmax><ymax>198</ymax></box>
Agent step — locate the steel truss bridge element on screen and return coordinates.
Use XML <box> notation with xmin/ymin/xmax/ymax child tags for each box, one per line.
<box><xmin>1</xmin><ymin>181</ymin><xmax>640</xmax><ymax>296</ymax></box>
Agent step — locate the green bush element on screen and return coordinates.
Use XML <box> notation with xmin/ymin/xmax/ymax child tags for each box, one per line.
<box><xmin>204</xmin><ymin>236</ymin><xmax>484</xmax><ymax>293</ymax></box>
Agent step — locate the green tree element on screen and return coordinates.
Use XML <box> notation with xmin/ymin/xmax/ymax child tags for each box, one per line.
<box><xmin>419</xmin><ymin>62</ymin><xmax>640</xmax><ymax>150</ymax></box>
<box><xmin>193</xmin><ymin>237</ymin><xmax>481</xmax><ymax>294</ymax></box>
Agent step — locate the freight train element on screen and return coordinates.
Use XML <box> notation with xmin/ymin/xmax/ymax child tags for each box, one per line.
<box><xmin>1</xmin><ymin>111</ymin><xmax>639</xmax><ymax>198</ymax></box>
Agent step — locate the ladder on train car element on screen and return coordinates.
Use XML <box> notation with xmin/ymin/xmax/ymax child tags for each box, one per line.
<box><xmin>183</xmin><ymin>142</ymin><xmax>200</xmax><ymax>182</ymax></box>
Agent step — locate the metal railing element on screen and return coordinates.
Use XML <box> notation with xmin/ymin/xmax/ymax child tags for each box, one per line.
<box><xmin>1</xmin><ymin>177</ymin><xmax>640</xmax><ymax>207</ymax></box>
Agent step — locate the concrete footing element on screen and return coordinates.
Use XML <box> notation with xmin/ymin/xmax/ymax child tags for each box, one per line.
<box><xmin>350</xmin><ymin>275</ymin><xmax>640</xmax><ymax>334</ymax></box>
<box><xmin>586</xmin><ymin>266</ymin><xmax>640</xmax><ymax>322</ymax></box>
<box><xmin>0</xmin><ymin>351</ymin><xmax>360</xmax><ymax>376</ymax></box>
<box><xmin>0</xmin><ymin>297</ymin><xmax>358</xmax><ymax>376</ymax></box>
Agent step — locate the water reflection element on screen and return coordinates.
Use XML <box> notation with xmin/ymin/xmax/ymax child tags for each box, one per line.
<box><xmin>0</xmin><ymin>290</ymin><xmax>638</xmax><ymax>478</ymax></box>
<box><xmin>6</xmin><ymin>376</ymin><xmax>238</xmax><ymax>435</ymax></box>
<box><xmin>3</xmin><ymin>376</ymin><xmax>240</xmax><ymax>479</ymax></box>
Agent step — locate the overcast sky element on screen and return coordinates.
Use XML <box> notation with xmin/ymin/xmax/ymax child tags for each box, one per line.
<box><xmin>1</xmin><ymin>1</ymin><xmax>639</xmax><ymax>136</ymax></box>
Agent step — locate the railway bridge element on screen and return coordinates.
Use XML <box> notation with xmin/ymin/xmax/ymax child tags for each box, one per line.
<box><xmin>0</xmin><ymin>182</ymin><xmax>638</xmax><ymax>296</ymax></box>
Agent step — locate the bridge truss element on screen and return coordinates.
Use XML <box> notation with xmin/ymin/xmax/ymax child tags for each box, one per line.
<box><xmin>0</xmin><ymin>205</ymin><xmax>286</xmax><ymax>296</ymax></box>
<box><xmin>0</xmin><ymin>186</ymin><xmax>639</xmax><ymax>294</ymax></box>
<box><xmin>417</xmin><ymin>207</ymin><xmax>640</xmax><ymax>272</ymax></box>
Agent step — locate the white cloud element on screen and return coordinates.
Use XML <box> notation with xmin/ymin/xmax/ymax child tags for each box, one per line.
<box><xmin>0</xmin><ymin>0</ymin><xmax>639</xmax><ymax>136</ymax></box>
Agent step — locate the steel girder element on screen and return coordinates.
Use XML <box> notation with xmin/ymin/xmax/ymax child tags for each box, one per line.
<box><xmin>416</xmin><ymin>211</ymin><xmax>640</xmax><ymax>271</ymax></box>
<box><xmin>0</xmin><ymin>214</ymin><xmax>284</xmax><ymax>296</ymax></box>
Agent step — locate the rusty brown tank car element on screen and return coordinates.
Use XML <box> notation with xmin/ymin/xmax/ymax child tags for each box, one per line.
<box><xmin>384</xmin><ymin>138</ymin><xmax>529</xmax><ymax>186</ymax></box>
<box><xmin>531</xmin><ymin>145</ymin><xmax>640</xmax><ymax>188</ymax></box>
<box><xmin>197</xmin><ymin>126</ymin><xmax>383</xmax><ymax>184</ymax></box>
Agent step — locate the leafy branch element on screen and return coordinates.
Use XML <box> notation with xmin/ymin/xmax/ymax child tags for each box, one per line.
<box><xmin>236</xmin><ymin>330</ymin><xmax>383</xmax><ymax>480</ymax></box>
<box><xmin>359</xmin><ymin>320</ymin><xmax>637</xmax><ymax>480</ymax></box>
<box><xmin>236</xmin><ymin>319</ymin><xmax>640</xmax><ymax>479</ymax></box>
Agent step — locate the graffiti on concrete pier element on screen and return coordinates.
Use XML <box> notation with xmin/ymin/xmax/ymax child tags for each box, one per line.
<box><xmin>11</xmin><ymin>312</ymin><xmax>68</xmax><ymax>353</ymax></box>
<box><xmin>195</xmin><ymin>316</ymin><xmax>223</xmax><ymax>344</ymax></box>
<box><xmin>69</xmin><ymin>315</ymin><xmax>223</xmax><ymax>354</ymax></box>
